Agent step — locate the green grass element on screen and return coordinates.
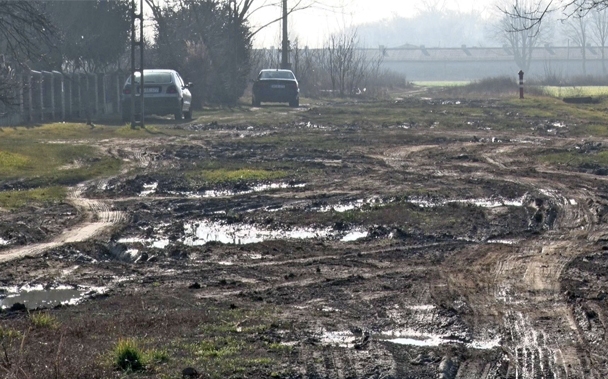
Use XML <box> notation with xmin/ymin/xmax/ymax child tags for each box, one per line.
<box><xmin>0</xmin><ymin>326</ymin><xmax>20</xmax><ymax>343</ymax></box>
<box><xmin>0</xmin><ymin>121</ymin><xmax>185</xmax><ymax>190</ymax></box>
<box><xmin>112</xmin><ymin>338</ymin><xmax>145</xmax><ymax>372</ymax></box>
<box><xmin>542</xmin><ymin>86</ymin><xmax>608</xmax><ymax>98</ymax></box>
<box><xmin>29</xmin><ymin>312</ymin><xmax>59</xmax><ymax>329</ymax></box>
<box><xmin>540</xmin><ymin>150</ymin><xmax>608</xmax><ymax>167</ymax></box>
<box><xmin>0</xmin><ymin>186</ymin><xmax>66</xmax><ymax>209</ymax></box>
<box><xmin>413</xmin><ymin>81</ymin><xmax>470</xmax><ymax>87</ymax></box>
<box><xmin>0</xmin><ymin>151</ymin><xmax>31</xmax><ymax>171</ymax></box>
<box><xmin>143</xmin><ymin>348</ymin><xmax>169</xmax><ymax>366</ymax></box>
<box><xmin>195</xmin><ymin>336</ymin><xmax>244</xmax><ymax>358</ymax></box>
<box><xmin>174</xmin><ymin>306</ymin><xmax>283</xmax><ymax>378</ymax></box>
<box><xmin>267</xmin><ymin>342</ymin><xmax>293</xmax><ymax>353</ymax></box>
<box><xmin>196</xmin><ymin>168</ymin><xmax>287</xmax><ymax>183</ymax></box>
<box><xmin>579</xmin><ymin>124</ymin><xmax>608</xmax><ymax>137</ymax></box>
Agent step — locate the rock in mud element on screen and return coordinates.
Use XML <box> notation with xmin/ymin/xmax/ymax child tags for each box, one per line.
<box><xmin>437</xmin><ymin>356</ymin><xmax>459</xmax><ymax>379</ymax></box>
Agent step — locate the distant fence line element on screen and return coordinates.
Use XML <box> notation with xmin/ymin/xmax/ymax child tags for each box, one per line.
<box><xmin>0</xmin><ymin>71</ymin><xmax>127</xmax><ymax>126</ymax></box>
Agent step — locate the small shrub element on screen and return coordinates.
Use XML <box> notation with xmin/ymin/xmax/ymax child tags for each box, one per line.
<box><xmin>29</xmin><ymin>312</ymin><xmax>59</xmax><ymax>329</ymax></box>
<box><xmin>112</xmin><ymin>338</ymin><xmax>144</xmax><ymax>372</ymax></box>
<box><xmin>0</xmin><ymin>326</ymin><xmax>21</xmax><ymax>367</ymax></box>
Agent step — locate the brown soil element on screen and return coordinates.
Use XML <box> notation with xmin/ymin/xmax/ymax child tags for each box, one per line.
<box><xmin>1</xmin><ymin>95</ymin><xmax>608</xmax><ymax>379</ymax></box>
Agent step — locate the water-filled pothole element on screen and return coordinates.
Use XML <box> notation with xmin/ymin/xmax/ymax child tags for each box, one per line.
<box><xmin>139</xmin><ymin>182</ymin><xmax>306</xmax><ymax>198</ymax></box>
<box><xmin>0</xmin><ymin>284</ymin><xmax>104</xmax><ymax>310</ymax></box>
<box><xmin>382</xmin><ymin>329</ymin><xmax>500</xmax><ymax>350</ymax></box>
<box><xmin>311</xmin><ymin>329</ymin><xmax>500</xmax><ymax>350</ymax></box>
<box><xmin>182</xmin><ymin>220</ymin><xmax>368</xmax><ymax>245</ymax></box>
<box><xmin>407</xmin><ymin>196</ymin><xmax>525</xmax><ymax>208</ymax></box>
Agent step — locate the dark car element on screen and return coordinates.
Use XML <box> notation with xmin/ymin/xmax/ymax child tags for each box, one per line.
<box><xmin>252</xmin><ymin>69</ymin><xmax>299</xmax><ymax>107</ymax></box>
<box><xmin>121</xmin><ymin>69</ymin><xmax>192</xmax><ymax>122</ymax></box>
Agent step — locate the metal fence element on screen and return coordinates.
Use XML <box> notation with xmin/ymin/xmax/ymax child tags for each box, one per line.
<box><xmin>0</xmin><ymin>71</ymin><xmax>127</xmax><ymax>126</ymax></box>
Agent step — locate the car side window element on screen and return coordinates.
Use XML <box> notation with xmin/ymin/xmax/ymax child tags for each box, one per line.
<box><xmin>176</xmin><ymin>73</ymin><xmax>185</xmax><ymax>87</ymax></box>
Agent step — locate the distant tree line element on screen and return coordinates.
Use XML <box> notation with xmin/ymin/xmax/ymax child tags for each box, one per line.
<box><xmin>0</xmin><ymin>0</ymin><xmax>252</xmax><ymax>108</ymax></box>
<box><xmin>5</xmin><ymin>0</ymin><xmax>608</xmax><ymax>111</ymax></box>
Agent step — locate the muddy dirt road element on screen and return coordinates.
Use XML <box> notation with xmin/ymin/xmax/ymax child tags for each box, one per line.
<box><xmin>1</xmin><ymin>95</ymin><xmax>608</xmax><ymax>378</ymax></box>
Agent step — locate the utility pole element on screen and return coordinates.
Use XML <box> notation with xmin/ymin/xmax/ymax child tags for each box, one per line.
<box><xmin>281</xmin><ymin>0</ymin><xmax>291</xmax><ymax>69</ymax></box>
<box><xmin>130</xmin><ymin>0</ymin><xmax>144</xmax><ymax>128</ymax></box>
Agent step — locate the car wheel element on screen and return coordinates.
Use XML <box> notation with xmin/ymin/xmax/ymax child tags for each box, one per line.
<box><xmin>252</xmin><ymin>96</ymin><xmax>261</xmax><ymax>107</ymax></box>
<box><xmin>174</xmin><ymin>102</ymin><xmax>183</xmax><ymax>120</ymax></box>
<box><xmin>289</xmin><ymin>98</ymin><xmax>299</xmax><ymax>108</ymax></box>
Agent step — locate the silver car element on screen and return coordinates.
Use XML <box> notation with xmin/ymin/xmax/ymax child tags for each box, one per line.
<box><xmin>121</xmin><ymin>69</ymin><xmax>192</xmax><ymax>121</ymax></box>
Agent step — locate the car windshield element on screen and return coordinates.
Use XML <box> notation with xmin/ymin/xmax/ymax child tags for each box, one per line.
<box><xmin>260</xmin><ymin>71</ymin><xmax>294</xmax><ymax>79</ymax></box>
<box><xmin>128</xmin><ymin>72</ymin><xmax>173</xmax><ymax>84</ymax></box>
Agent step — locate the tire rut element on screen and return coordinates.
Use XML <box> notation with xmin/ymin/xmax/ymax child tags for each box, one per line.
<box><xmin>0</xmin><ymin>184</ymin><xmax>125</xmax><ymax>263</ymax></box>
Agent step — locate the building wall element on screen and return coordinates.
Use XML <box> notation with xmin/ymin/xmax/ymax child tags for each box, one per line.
<box><xmin>383</xmin><ymin>59</ymin><xmax>607</xmax><ymax>81</ymax></box>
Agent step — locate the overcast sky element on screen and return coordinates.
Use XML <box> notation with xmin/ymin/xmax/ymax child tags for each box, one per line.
<box><xmin>249</xmin><ymin>0</ymin><xmax>496</xmax><ymax>48</ymax></box>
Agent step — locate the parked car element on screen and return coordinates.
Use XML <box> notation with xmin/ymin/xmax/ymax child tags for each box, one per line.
<box><xmin>121</xmin><ymin>69</ymin><xmax>192</xmax><ymax>121</ymax></box>
<box><xmin>252</xmin><ymin>69</ymin><xmax>299</xmax><ymax>107</ymax></box>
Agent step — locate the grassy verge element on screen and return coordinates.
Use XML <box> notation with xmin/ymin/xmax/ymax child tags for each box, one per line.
<box><xmin>0</xmin><ymin>123</ymin><xmax>173</xmax><ymax>191</ymax></box>
<box><xmin>191</xmin><ymin>168</ymin><xmax>287</xmax><ymax>184</ymax></box>
<box><xmin>539</xmin><ymin>150</ymin><xmax>608</xmax><ymax>168</ymax></box>
<box><xmin>542</xmin><ymin>85</ymin><xmax>608</xmax><ymax>98</ymax></box>
<box><xmin>0</xmin><ymin>187</ymin><xmax>67</xmax><ymax>209</ymax></box>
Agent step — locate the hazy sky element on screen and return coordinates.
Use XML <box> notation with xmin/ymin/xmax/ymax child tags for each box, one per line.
<box><xmin>250</xmin><ymin>0</ymin><xmax>495</xmax><ymax>48</ymax></box>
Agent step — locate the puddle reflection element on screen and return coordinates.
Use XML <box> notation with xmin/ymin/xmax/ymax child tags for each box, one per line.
<box><xmin>0</xmin><ymin>284</ymin><xmax>104</xmax><ymax>310</ymax></box>
<box><xmin>407</xmin><ymin>196</ymin><xmax>525</xmax><ymax>208</ymax></box>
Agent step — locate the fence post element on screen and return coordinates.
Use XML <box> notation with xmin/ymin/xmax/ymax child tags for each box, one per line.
<box><xmin>85</xmin><ymin>73</ymin><xmax>91</xmax><ymax>119</ymax></box>
<box><xmin>42</xmin><ymin>71</ymin><xmax>55</xmax><ymax>121</ymax></box>
<box><xmin>27</xmin><ymin>71</ymin><xmax>33</xmax><ymax>123</ymax></box>
<box><xmin>19</xmin><ymin>74</ymin><xmax>24</xmax><ymax>119</ymax></box>
<box><xmin>76</xmin><ymin>74</ymin><xmax>82</xmax><ymax>117</ymax></box>
<box><xmin>116</xmin><ymin>73</ymin><xmax>122</xmax><ymax>114</ymax></box>
<box><xmin>101</xmin><ymin>73</ymin><xmax>107</xmax><ymax>114</ymax></box>
<box><xmin>93</xmin><ymin>73</ymin><xmax>99</xmax><ymax>115</ymax></box>
<box><xmin>518</xmin><ymin>70</ymin><xmax>524</xmax><ymax>99</ymax></box>
<box><xmin>52</xmin><ymin>71</ymin><xmax>64</xmax><ymax>121</ymax></box>
<box><xmin>38</xmin><ymin>71</ymin><xmax>44</xmax><ymax>122</ymax></box>
<box><xmin>66</xmin><ymin>74</ymin><xmax>72</xmax><ymax>119</ymax></box>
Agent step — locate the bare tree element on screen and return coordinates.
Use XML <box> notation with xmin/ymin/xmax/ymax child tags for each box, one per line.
<box><xmin>325</xmin><ymin>30</ymin><xmax>381</xmax><ymax>96</ymax></box>
<box><xmin>146</xmin><ymin>0</ymin><xmax>321</xmax><ymax>42</ymax></box>
<box><xmin>590</xmin><ymin>7</ymin><xmax>608</xmax><ymax>73</ymax></box>
<box><xmin>496</xmin><ymin>0</ymin><xmax>549</xmax><ymax>73</ymax></box>
<box><xmin>0</xmin><ymin>1</ymin><xmax>54</xmax><ymax>106</ymax></box>
<box><xmin>564</xmin><ymin>6</ymin><xmax>591</xmax><ymax>74</ymax></box>
<box><xmin>504</xmin><ymin>0</ymin><xmax>608</xmax><ymax>29</ymax></box>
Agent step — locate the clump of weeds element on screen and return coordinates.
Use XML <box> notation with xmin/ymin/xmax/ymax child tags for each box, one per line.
<box><xmin>29</xmin><ymin>311</ymin><xmax>59</xmax><ymax>329</ymax></box>
<box><xmin>112</xmin><ymin>338</ymin><xmax>145</xmax><ymax>372</ymax></box>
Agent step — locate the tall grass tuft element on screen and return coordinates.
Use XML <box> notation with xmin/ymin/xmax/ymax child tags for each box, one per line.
<box><xmin>29</xmin><ymin>312</ymin><xmax>59</xmax><ymax>329</ymax></box>
<box><xmin>112</xmin><ymin>338</ymin><xmax>144</xmax><ymax>372</ymax></box>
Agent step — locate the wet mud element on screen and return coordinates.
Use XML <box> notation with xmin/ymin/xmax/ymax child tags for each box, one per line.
<box><xmin>2</xmin><ymin>97</ymin><xmax>608</xmax><ymax>378</ymax></box>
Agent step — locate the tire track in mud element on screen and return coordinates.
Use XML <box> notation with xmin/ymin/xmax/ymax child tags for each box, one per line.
<box><xmin>379</xmin><ymin>140</ymin><xmax>607</xmax><ymax>378</ymax></box>
<box><xmin>489</xmin><ymin>183</ymin><xmax>603</xmax><ymax>379</ymax></box>
<box><xmin>474</xmin><ymin>182</ymin><xmax>604</xmax><ymax>377</ymax></box>
<box><xmin>0</xmin><ymin>142</ymin><xmax>155</xmax><ymax>264</ymax></box>
<box><xmin>0</xmin><ymin>184</ymin><xmax>126</xmax><ymax>263</ymax></box>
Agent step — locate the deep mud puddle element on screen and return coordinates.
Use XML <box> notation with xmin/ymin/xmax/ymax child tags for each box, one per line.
<box><xmin>0</xmin><ymin>284</ymin><xmax>106</xmax><ymax>310</ymax></box>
